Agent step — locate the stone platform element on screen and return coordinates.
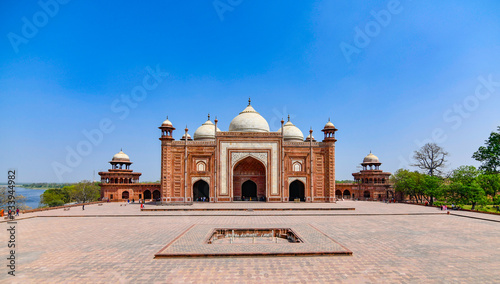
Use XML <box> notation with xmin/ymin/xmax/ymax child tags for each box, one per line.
<box><xmin>155</xmin><ymin>224</ymin><xmax>352</xmax><ymax>258</ymax></box>
<box><xmin>1</xmin><ymin>201</ymin><xmax>499</xmax><ymax>283</ymax></box>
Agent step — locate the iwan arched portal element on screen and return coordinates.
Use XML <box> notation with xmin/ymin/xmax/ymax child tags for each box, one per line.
<box><xmin>233</xmin><ymin>157</ymin><xmax>266</xmax><ymax>201</ymax></box>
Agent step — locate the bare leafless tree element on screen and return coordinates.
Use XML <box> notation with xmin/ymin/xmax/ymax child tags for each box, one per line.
<box><xmin>411</xmin><ymin>143</ymin><xmax>448</xmax><ymax>176</ymax></box>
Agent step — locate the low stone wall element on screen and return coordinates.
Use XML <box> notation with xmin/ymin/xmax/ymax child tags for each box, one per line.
<box><xmin>22</xmin><ymin>201</ymin><xmax>105</xmax><ymax>214</ymax></box>
<box><xmin>406</xmin><ymin>202</ymin><xmax>500</xmax><ymax>216</ymax></box>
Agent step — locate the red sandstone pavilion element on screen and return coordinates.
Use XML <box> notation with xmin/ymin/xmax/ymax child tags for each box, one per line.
<box><xmin>99</xmin><ymin>100</ymin><xmax>396</xmax><ymax>203</ymax></box>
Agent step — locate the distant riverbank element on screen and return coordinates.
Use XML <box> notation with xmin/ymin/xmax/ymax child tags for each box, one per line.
<box><xmin>14</xmin><ymin>187</ymin><xmax>46</xmax><ymax>209</ymax></box>
<box><xmin>18</xmin><ymin>186</ymin><xmax>48</xmax><ymax>190</ymax></box>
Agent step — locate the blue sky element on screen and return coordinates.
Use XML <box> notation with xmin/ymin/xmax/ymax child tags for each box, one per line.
<box><xmin>1</xmin><ymin>0</ymin><xmax>499</xmax><ymax>182</ymax></box>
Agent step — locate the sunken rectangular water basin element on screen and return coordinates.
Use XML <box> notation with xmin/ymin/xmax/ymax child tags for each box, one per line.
<box><xmin>154</xmin><ymin>225</ymin><xmax>353</xmax><ymax>258</ymax></box>
<box><xmin>207</xmin><ymin>228</ymin><xmax>302</xmax><ymax>244</ymax></box>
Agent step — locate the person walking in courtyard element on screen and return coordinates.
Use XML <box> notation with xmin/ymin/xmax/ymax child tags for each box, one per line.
<box><xmin>16</xmin><ymin>208</ymin><xmax>19</xmax><ymax>216</ymax></box>
<box><xmin>82</xmin><ymin>204</ymin><xmax>85</xmax><ymax>210</ymax></box>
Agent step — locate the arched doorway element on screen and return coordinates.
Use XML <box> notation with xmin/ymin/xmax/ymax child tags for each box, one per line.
<box><xmin>193</xmin><ymin>180</ymin><xmax>210</xmax><ymax>202</ymax></box>
<box><xmin>343</xmin><ymin>190</ymin><xmax>351</xmax><ymax>199</ymax></box>
<box><xmin>233</xmin><ymin>157</ymin><xmax>266</xmax><ymax>201</ymax></box>
<box><xmin>289</xmin><ymin>180</ymin><xmax>305</xmax><ymax>202</ymax></box>
<box><xmin>122</xmin><ymin>191</ymin><xmax>129</xmax><ymax>200</ymax></box>
<box><xmin>241</xmin><ymin>180</ymin><xmax>257</xmax><ymax>200</ymax></box>
<box><xmin>335</xmin><ymin>190</ymin><xmax>342</xmax><ymax>199</ymax></box>
<box><xmin>364</xmin><ymin>191</ymin><xmax>370</xmax><ymax>199</ymax></box>
<box><xmin>152</xmin><ymin>190</ymin><xmax>161</xmax><ymax>201</ymax></box>
<box><xmin>144</xmin><ymin>190</ymin><xmax>151</xmax><ymax>200</ymax></box>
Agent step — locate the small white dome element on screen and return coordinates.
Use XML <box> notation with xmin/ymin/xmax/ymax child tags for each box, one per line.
<box><xmin>278</xmin><ymin>120</ymin><xmax>304</xmax><ymax>142</ymax></box>
<box><xmin>324</xmin><ymin>119</ymin><xmax>335</xmax><ymax>128</ymax></box>
<box><xmin>363</xmin><ymin>152</ymin><xmax>380</xmax><ymax>163</ymax></box>
<box><xmin>161</xmin><ymin>117</ymin><xmax>172</xmax><ymax>127</ymax></box>
<box><xmin>305</xmin><ymin>132</ymin><xmax>315</xmax><ymax>141</ymax></box>
<box><xmin>229</xmin><ymin>102</ymin><xmax>270</xmax><ymax>132</ymax></box>
<box><xmin>181</xmin><ymin>133</ymin><xmax>192</xmax><ymax>140</ymax></box>
<box><xmin>193</xmin><ymin>119</ymin><xmax>220</xmax><ymax>140</ymax></box>
<box><xmin>112</xmin><ymin>150</ymin><xmax>130</xmax><ymax>162</ymax></box>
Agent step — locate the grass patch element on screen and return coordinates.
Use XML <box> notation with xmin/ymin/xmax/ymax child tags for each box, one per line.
<box><xmin>461</xmin><ymin>205</ymin><xmax>500</xmax><ymax>213</ymax></box>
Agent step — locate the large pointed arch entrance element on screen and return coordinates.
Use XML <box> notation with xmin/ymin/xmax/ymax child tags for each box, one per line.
<box><xmin>289</xmin><ymin>180</ymin><xmax>305</xmax><ymax>202</ymax></box>
<box><xmin>193</xmin><ymin>180</ymin><xmax>210</xmax><ymax>202</ymax></box>
<box><xmin>233</xmin><ymin>156</ymin><xmax>266</xmax><ymax>201</ymax></box>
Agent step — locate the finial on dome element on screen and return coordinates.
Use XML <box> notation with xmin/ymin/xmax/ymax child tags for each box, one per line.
<box><xmin>370</xmin><ymin>150</ymin><xmax>372</xmax><ymax>153</ymax></box>
<box><xmin>120</xmin><ymin>148</ymin><xmax>122</xmax><ymax>151</ymax></box>
<box><xmin>208</xmin><ymin>113</ymin><xmax>210</xmax><ymax>120</ymax></box>
<box><xmin>287</xmin><ymin>114</ymin><xmax>290</xmax><ymax>122</ymax></box>
<box><xmin>328</xmin><ymin>117</ymin><xmax>330</xmax><ymax>122</ymax></box>
<box><xmin>248</xmin><ymin>97</ymin><xmax>251</xmax><ymax>106</ymax></box>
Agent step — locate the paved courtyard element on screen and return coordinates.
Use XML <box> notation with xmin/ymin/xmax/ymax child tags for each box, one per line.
<box><xmin>1</xmin><ymin>201</ymin><xmax>499</xmax><ymax>283</ymax></box>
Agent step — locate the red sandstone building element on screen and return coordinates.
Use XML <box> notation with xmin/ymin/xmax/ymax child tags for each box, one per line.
<box><xmin>336</xmin><ymin>152</ymin><xmax>397</xmax><ymax>201</ymax></box>
<box><xmin>99</xmin><ymin>100</ymin><xmax>395</xmax><ymax>202</ymax></box>
<box><xmin>98</xmin><ymin>150</ymin><xmax>160</xmax><ymax>201</ymax></box>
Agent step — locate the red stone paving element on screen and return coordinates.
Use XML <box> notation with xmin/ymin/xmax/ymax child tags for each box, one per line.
<box><xmin>1</xmin><ymin>201</ymin><xmax>499</xmax><ymax>283</ymax></box>
<box><xmin>154</xmin><ymin>224</ymin><xmax>352</xmax><ymax>258</ymax></box>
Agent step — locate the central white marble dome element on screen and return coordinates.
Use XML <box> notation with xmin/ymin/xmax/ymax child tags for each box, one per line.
<box><xmin>229</xmin><ymin>102</ymin><xmax>270</xmax><ymax>132</ymax></box>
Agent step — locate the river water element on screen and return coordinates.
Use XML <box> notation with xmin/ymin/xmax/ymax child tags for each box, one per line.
<box><xmin>14</xmin><ymin>187</ymin><xmax>45</xmax><ymax>209</ymax></box>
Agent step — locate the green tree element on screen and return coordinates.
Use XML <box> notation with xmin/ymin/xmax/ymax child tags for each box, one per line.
<box><xmin>391</xmin><ymin>169</ymin><xmax>420</xmax><ymax>202</ymax></box>
<box><xmin>391</xmin><ymin>169</ymin><xmax>443</xmax><ymax>204</ymax></box>
<box><xmin>40</xmin><ymin>186</ymin><xmax>73</xmax><ymax>207</ymax></box>
<box><xmin>472</xmin><ymin>126</ymin><xmax>500</xmax><ymax>173</ymax></box>
<box><xmin>444</xmin><ymin>181</ymin><xmax>486</xmax><ymax>210</ymax></box>
<box><xmin>70</xmin><ymin>181</ymin><xmax>100</xmax><ymax>203</ymax></box>
<box><xmin>447</xmin><ymin>165</ymin><xmax>486</xmax><ymax>210</ymax></box>
<box><xmin>476</xmin><ymin>173</ymin><xmax>500</xmax><ymax>197</ymax></box>
<box><xmin>421</xmin><ymin>174</ymin><xmax>443</xmax><ymax>205</ymax></box>
<box><xmin>450</xmin><ymin>165</ymin><xmax>480</xmax><ymax>185</ymax></box>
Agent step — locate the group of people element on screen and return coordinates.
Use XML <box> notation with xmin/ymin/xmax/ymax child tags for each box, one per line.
<box><xmin>126</xmin><ymin>198</ymin><xmax>145</xmax><ymax>209</ymax></box>
<box><xmin>1</xmin><ymin>208</ymin><xmax>20</xmax><ymax>219</ymax></box>
<box><xmin>127</xmin><ymin>199</ymin><xmax>146</xmax><ymax>204</ymax></box>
